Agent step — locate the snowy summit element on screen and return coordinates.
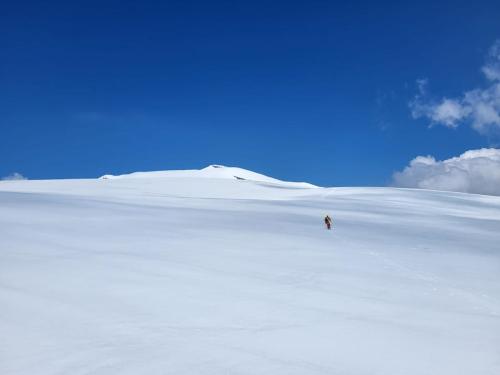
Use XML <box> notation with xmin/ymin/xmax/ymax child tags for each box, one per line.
<box><xmin>1</xmin><ymin>165</ymin><xmax>500</xmax><ymax>375</ymax></box>
<box><xmin>100</xmin><ymin>164</ymin><xmax>318</xmax><ymax>189</ymax></box>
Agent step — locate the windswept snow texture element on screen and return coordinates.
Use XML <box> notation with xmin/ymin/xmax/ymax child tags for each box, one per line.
<box><xmin>1</xmin><ymin>168</ymin><xmax>500</xmax><ymax>375</ymax></box>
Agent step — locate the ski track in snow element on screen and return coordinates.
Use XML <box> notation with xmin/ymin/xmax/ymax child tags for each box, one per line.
<box><xmin>1</xmin><ymin>169</ymin><xmax>500</xmax><ymax>375</ymax></box>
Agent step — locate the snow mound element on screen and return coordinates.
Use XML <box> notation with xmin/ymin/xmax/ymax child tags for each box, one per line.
<box><xmin>100</xmin><ymin>164</ymin><xmax>318</xmax><ymax>188</ymax></box>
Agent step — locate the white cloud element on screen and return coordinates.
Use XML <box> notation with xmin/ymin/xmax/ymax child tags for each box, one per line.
<box><xmin>392</xmin><ymin>148</ymin><xmax>500</xmax><ymax>196</ymax></box>
<box><xmin>463</xmin><ymin>84</ymin><xmax>500</xmax><ymax>134</ymax></box>
<box><xmin>416</xmin><ymin>78</ymin><xmax>428</xmax><ymax>94</ymax></box>
<box><xmin>410</xmin><ymin>40</ymin><xmax>500</xmax><ymax>134</ymax></box>
<box><xmin>431</xmin><ymin>98</ymin><xmax>469</xmax><ymax>127</ymax></box>
<box><xmin>2</xmin><ymin>172</ymin><xmax>27</xmax><ymax>181</ymax></box>
<box><xmin>482</xmin><ymin>40</ymin><xmax>500</xmax><ymax>81</ymax></box>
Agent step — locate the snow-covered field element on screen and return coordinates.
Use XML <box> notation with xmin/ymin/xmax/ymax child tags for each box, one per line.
<box><xmin>1</xmin><ymin>165</ymin><xmax>499</xmax><ymax>375</ymax></box>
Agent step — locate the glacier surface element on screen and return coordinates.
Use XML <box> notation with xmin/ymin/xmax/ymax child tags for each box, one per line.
<box><xmin>1</xmin><ymin>166</ymin><xmax>499</xmax><ymax>374</ymax></box>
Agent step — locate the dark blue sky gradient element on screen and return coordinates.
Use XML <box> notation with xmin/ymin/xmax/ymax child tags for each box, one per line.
<box><xmin>1</xmin><ymin>0</ymin><xmax>499</xmax><ymax>186</ymax></box>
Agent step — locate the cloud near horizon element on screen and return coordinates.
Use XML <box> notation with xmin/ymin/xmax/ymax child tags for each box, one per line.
<box><xmin>1</xmin><ymin>172</ymin><xmax>28</xmax><ymax>181</ymax></box>
<box><xmin>392</xmin><ymin>148</ymin><xmax>500</xmax><ymax>196</ymax></box>
<box><xmin>410</xmin><ymin>40</ymin><xmax>500</xmax><ymax>135</ymax></box>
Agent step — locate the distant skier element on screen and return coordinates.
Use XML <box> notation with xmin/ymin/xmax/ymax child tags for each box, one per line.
<box><xmin>324</xmin><ymin>215</ymin><xmax>332</xmax><ymax>230</ymax></box>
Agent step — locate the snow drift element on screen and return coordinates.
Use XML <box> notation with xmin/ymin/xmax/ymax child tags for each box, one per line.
<box><xmin>1</xmin><ymin>166</ymin><xmax>499</xmax><ymax>375</ymax></box>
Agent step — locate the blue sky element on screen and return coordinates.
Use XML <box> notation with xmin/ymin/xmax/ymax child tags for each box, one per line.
<box><xmin>1</xmin><ymin>0</ymin><xmax>500</xmax><ymax>186</ymax></box>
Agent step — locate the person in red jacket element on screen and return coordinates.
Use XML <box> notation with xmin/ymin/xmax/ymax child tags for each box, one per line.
<box><xmin>324</xmin><ymin>215</ymin><xmax>332</xmax><ymax>230</ymax></box>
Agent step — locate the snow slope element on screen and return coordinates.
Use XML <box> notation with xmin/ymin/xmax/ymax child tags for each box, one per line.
<box><xmin>1</xmin><ymin>166</ymin><xmax>499</xmax><ymax>375</ymax></box>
